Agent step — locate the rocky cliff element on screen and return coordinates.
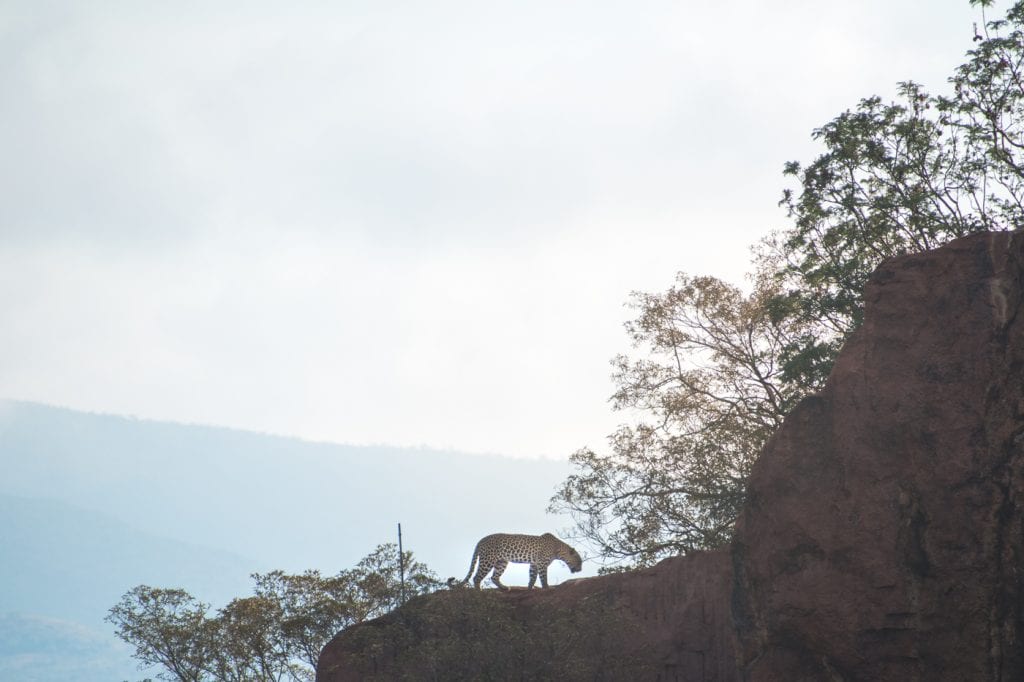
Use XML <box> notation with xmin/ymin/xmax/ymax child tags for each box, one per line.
<box><xmin>317</xmin><ymin>230</ymin><xmax>1024</xmax><ymax>681</ymax></box>
<box><xmin>733</xmin><ymin>229</ymin><xmax>1024</xmax><ymax>680</ymax></box>
<box><xmin>317</xmin><ymin>551</ymin><xmax>735</xmax><ymax>680</ymax></box>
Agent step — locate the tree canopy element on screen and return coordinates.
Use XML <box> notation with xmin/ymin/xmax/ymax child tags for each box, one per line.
<box><xmin>552</xmin><ymin>0</ymin><xmax>1024</xmax><ymax>568</ymax></box>
<box><xmin>107</xmin><ymin>543</ymin><xmax>440</xmax><ymax>682</ymax></box>
<box><xmin>549</xmin><ymin>273</ymin><xmax>815</xmax><ymax>564</ymax></box>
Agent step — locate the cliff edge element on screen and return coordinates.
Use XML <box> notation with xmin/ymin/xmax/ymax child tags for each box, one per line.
<box><xmin>318</xmin><ymin>230</ymin><xmax>1024</xmax><ymax>681</ymax></box>
<box><xmin>733</xmin><ymin>229</ymin><xmax>1024</xmax><ymax>680</ymax></box>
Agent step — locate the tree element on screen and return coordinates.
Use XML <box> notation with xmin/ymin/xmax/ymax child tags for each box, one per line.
<box><xmin>107</xmin><ymin>587</ymin><xmax>212</xmax><ymax>682</ymax></box>
<box><xmin>771</xmin><ymin>2</ymin><xmax>1024</xmax><ymax>379</ymax></box>
<box><xmin>250</xmin><ymin>570</ymin><xmax>357</xmax><ymax>675</ymax></box>
<box><xmin>347</xmin><ymin>542</ymin><xmax>439</xmax><ymax>622</ymax></box>
<box><xmin>553</xmin><ymin>0</ymin><xmax>1023</xmax><ymax>567</ymax></box>
<box><xmin>550</xmin><ymin>273</ymin><xmax>819</xmax><ymax>565</ymax></box>
<box><xmin>205</xmin><ymin>597</ymin><xmax>292</xmax><ymax>682</ymax></box>
<box><xmin>108</xmin><ymin>544</ymin><xmax>441</xmax><ymax>682</ymax></box>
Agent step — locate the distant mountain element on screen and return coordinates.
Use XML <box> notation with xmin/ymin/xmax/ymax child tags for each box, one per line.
<box><xmin>0</xmin><ymin>400</ymin><xmax>583</xmax><ymax>678</ymax></box>
<box><xmin>0</xmin><ymin>613</ymin><xmax>144</xmax><ymax>682</ymax></box>
<box><xmin>0</xmin><ymin>495</ymin><xmax>256</xmax><ymax>624</ymax></box>
<box><xmin>0</xmin><ymin>400</ymin><xmax>577</xmax><ymax>580</ymax></box>
<box><xmin>0</xmin><ymin>398</ymin><xmax>581</xmax><ymax>604</ymax></box>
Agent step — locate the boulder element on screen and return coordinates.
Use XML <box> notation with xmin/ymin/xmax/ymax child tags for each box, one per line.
<box><xmin>316</xmin><ymin>551</ymin><xmax>737</xmax><ymax>681</ymax></box>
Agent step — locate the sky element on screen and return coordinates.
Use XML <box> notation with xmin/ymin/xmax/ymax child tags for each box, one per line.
<box><xmin>0</xmin><ymin>0</ymin><xmax>985</xmax><ymax>458</ymax></box>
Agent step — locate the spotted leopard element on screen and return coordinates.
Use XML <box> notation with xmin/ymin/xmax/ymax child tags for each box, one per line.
<box><xmin>448</xmin><ymin>532</ymin><xmax>583</xmax><ymax>590</ymax></box>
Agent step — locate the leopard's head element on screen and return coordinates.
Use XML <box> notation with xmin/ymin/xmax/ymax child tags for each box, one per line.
<box><xmin>563</xmin><ymin>545</ymin><xmax>583</xmax><ymax>573</ymax></box>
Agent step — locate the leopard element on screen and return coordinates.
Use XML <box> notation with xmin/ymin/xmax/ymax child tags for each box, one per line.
<box><xmin>447</xmin><ymin>532</ymin><xmax>583</xmax><ymax>590</ymax></box>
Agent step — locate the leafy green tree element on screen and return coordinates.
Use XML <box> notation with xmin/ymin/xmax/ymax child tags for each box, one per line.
<box><xmin>206</xmin><ymin>597</ymin><xmax>292</xmax><ymax>682</ymax></box>
<box><xmin>108</xmin><ymin>544</ymin><xmax>441</xmax><ymax>682</ymax></box>
<box><xmin>554</xmin><ymin>0</ymin><xmax>1023</xmax><ymax>567</ymax></box>
<box><xmin>348</xmin><ymin>542</ymin><xmax>439</xmax><ymax>622</ymax></box>
<box><xmin>771</xmin><ymin>1</ymin><xmax>1024</xmax><ymax>380</ymax></box>
<box><xmin>250</xmin><ymin>570</ymin><xmax>357</xmax><ymax>675</ymax></box>
<box><xmin>550</xmin><ymin>273</ymin><xmax>818</xmax><ymax>565</ymax></box>
<box><xmin>107</xmin><ymin>587</ymin><xmax>212</xmax><ymax>682</ymax></box>
<box><xmin>768</xmin><ymin>80</ymin><xmax>989</xmax><ymax>382</ymax></box>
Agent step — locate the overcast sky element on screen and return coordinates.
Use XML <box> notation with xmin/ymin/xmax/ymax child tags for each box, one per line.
<box><xmin>0</xmin><ymin>1</ymin><xmax>983</xmax><ymax>458</ymax></box>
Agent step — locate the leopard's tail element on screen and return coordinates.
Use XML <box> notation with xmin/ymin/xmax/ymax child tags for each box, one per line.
<box><xmin>447</xmin><ymin>542</ymin><xmax>480</xmax><ymax>588</ymax></box>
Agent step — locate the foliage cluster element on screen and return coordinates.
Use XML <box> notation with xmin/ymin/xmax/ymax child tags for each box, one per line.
<box><xmin>107</xmin><ymin>544</ymin><xmax>440</xmax><ymax>682</ymax></box>
<box><xmin>551</xmin><ymin>0</ymin><xmax>1024</xmax><ymax>567</ymax></box>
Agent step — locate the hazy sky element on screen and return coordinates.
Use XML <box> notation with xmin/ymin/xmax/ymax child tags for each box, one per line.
<box><xmin>1</xmin><ymin>1</ymin><xmax>983</xmax><ymax>457</ymax></box>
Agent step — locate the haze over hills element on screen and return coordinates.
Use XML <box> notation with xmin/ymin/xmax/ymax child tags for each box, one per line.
<box><xmin>0</xmin><ymin>612</ymin><xmax>139</xmax><ymax>682</ymax></box>
<box><xmin>0</xmin><ymin>495</ymin><xmax>256</xmax><ymax>623</ymax></box>
<box><xmin>0</xmin><ymin>399</ymin><xmax>584</xmax><ymax>681</ymax></box>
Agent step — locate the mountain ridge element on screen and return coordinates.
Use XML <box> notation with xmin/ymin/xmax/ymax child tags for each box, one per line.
<box><xmin>1</xmin><ymin>399</ymin><xmax>582</xmax><ymax>682</ymax></box>
<box><xmin>0</xmin><ymin>399</ymin><xmax>577</xmax><ymax>576</ymax></box>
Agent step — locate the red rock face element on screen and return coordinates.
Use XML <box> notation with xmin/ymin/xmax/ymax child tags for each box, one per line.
<box><xmin>733</xmin><ymin>230</ymin><xmax>1024</xmax><ymax>680</ymax></box>
<box><xmin>316</xmin><ymin>551</ymin><xmax>738</xmax><ymax>681</ymax></box>
<box><xmin>317</xmin><ymin>231</ymin><xmax>1024</xmax><ymax>681</ymax></box>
